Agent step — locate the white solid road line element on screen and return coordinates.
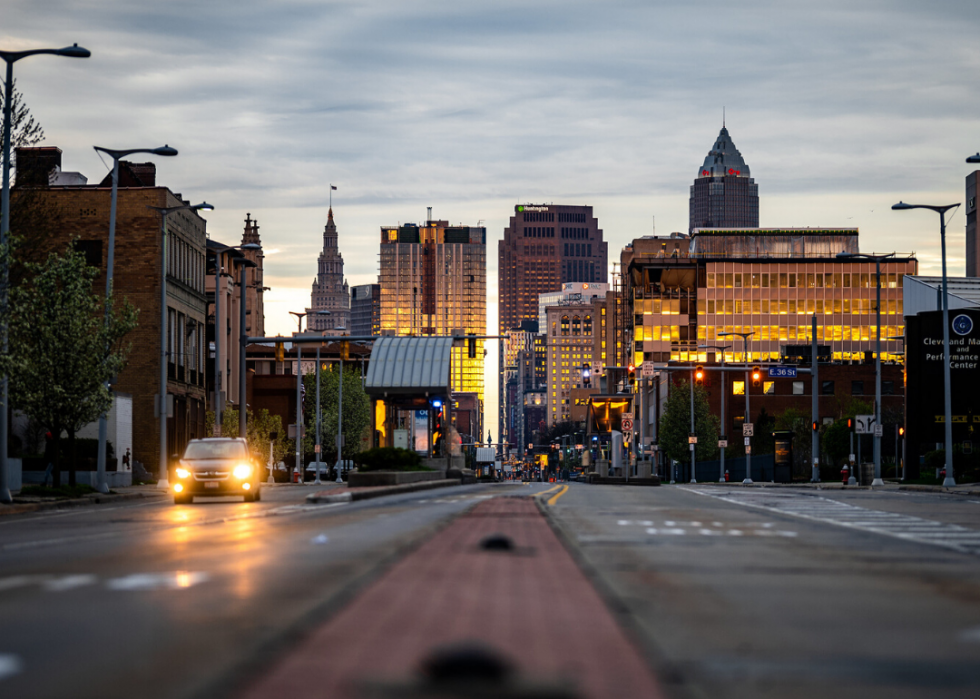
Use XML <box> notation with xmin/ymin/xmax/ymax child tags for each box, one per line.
<box><xmin>687</xmin><ymin>488</ymin><xmax>980</xmax><ymax>554</ymax></box>
<box><xmin>0</xmin><ymin>654</ymin><xmax>22</xmax><ymax>682</ymax></box>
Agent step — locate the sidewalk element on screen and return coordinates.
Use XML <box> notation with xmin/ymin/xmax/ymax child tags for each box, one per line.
<box><xmin>0</xmin><ymin>484</ymin><xmax>167</xmax><ymax>517</ymax></box>
<box><xmin>238</xmin><ymin>496</ymin><xmax>664</xmax><ymax>699</ymax></box>
<box><xmin>682</xmin><ymin>480</ymin><xmax>980</xmax><ymax>496</ymax></box>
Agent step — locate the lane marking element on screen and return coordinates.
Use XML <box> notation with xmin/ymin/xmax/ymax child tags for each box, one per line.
<box><xmin>535</xmin><ymin>484</ymin><xmax>564</xmax><ymax>499</ymax></box>
<box><xmin>43</xmin><ymin>575</ymin><xmax>97</xmax><ymax>592</ymax></box>
<box><xmin>547</xmin><ymin>485</ymin><xmax>569</xmax><ymax>506</ymax></box>
<box><xmin>0</xmin><ymin>654</ymin><xmax>22</xmax><ymax>682</ymax></box>
<box><xmin>311</xmin><ymin>534</ymin><xmax>329</xmax><ymax>544</ymax></box>
<box><xmin>106</xmin><ymin>571</ymin><xmax>209</xmax><ymax>591</ymax></box>
<box><xmin>686</xmin><ymin>488</ymin><xmax>980</xmax><ymax>555</ymax></box>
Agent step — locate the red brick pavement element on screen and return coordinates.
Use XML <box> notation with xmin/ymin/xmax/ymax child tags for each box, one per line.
<box><xmin>239</xmin><ymin>496</ymin><xmax>664</xmax><ymax>699</ymax></box>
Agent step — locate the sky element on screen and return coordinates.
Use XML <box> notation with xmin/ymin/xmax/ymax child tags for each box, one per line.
<box><xmin>5</xmin><ymin>0</ymin><xmax>980</xmax><ymax>430</ymax></box>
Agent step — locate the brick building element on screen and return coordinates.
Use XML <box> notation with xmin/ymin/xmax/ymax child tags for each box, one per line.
<box><xmin>14</xmin><ymin>146</ymin><xmax>209</xmax><ymax>470</ymax></box>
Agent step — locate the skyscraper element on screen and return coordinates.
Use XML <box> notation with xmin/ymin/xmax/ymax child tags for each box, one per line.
<box><xmin>689</xmin><ymin>126</ymin><xmax>759</xmax><ymax>233</ymax></box>
<box><xmin>350</xmin><ymin>283</ymin><xmax>380</xmax><ymax>336</ymax></box>
<box><xmin>378</xmin><ymin>218</ymin><xmax>486</xmax><ymax>401</ymax></box>
<box><xmin>307</xmin><ymin>208</ymin><xmax>350</xmax><ymax>334</ymax></box>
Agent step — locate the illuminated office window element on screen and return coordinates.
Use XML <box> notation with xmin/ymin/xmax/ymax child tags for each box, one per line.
<box><xmin>733</xmin><ymin>381</ymin><xmax>745</xmax><ymax>395</ymax></box>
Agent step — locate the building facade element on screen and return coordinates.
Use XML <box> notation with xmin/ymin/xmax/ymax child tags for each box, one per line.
<box><xmin>307</xmin><ymin>208</ymin><xmax>350</xmax><ymax>334</ymax></box>
<box><xmin>240</xmin><ymin>214</ymin><xmax>266</xmax><ymax>337</ymax></box>
<box><xmin>351</xmin><ymin>283</ymin><xmax>380</xmax><ymax>337</ymax></box>
<box><xmin>967</xmin><ymin>171</ymin><xmax>980</xmax><ymax>277</ymax></box>
<box><xmin>689</xmin><ymin>126</ymin><xmax>759</xmax><ymax>233</ymax></box>
<box><xmin>378</xmin><ymin>219</ymin><xmax>487</xmax><ymax>403</ymax></box>
<box><xmin>14</xmin><ymin>147</ymin><xmax>209</xmax><ymax>471</ymax></box>
<box><xmin>545</xmin><ymin>301</ymin><xmax>596</xmax><ymax>425</ymax></box>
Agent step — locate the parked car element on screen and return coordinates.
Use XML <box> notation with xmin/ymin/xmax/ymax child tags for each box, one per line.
<box><xmin>173</xmin><ymin>438</ymin><xmax>261</xmax><ymax>504</ymax></box>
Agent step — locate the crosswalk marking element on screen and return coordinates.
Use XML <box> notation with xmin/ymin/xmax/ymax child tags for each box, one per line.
<box><xmin>687</xmin><ymin>488</ymin><xmax>980</xmax><ymax>554</ymax></box>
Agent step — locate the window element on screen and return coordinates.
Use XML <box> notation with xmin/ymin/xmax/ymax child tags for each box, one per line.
<box><xmin>822</xmin><ymin>381</ymin><xmax>835</xmax><ymax>396</ymax></box>
<box><xmin>792</xmin><ymin>381</ymin><xmax>804</xmax><ymax>395</ymax></box>
<box><xmin>763</xmin><ymin>381</ymin><xmax>775</xmax><ymax>395</ymax></box>
<box><xmin>733</xmin><ymin>381</ymin><xmax>745</xmax><ymax>395</ymax></box>
<box><xmin>883</xmin><ymin>381</ymin><xmax>894</xmax><ymax>395</ymax></box>
<box><xmin>851</xmin><ymin>380</ymin><xmax>864</xmax><ymax>395</ymax></box>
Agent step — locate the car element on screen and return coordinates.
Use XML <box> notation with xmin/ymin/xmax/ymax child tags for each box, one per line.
<box><xmin>173</xmin><ymin>437</ymin><xmax>262</xmax><ymax>504</ymax></box>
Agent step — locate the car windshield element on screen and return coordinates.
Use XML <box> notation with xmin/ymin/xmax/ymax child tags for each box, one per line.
<box><xmin>183</xmin><ymin>441</ymin><xmax>247</xmax><ymax>460</ymax></box>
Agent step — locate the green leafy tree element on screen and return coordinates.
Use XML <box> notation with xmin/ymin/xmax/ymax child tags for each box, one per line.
<box><xmin>822</xmin><ymin>398</ymin><xmax>873</xmax><ymax>468</ymax></box>
<box><xmin>658</xmin><ymin>377</ymin><xmax>720</xmax><ymax>465</ymax></box>
<box><xmin>1</xmin><ymin>79</ymin><xmax>45</xmax><ymax>173</ymax></box>
<box><xmin>774</xmin><ymin>407</ymin><xmax>812</xmax><ymax>478</ymax></box>
<box><xmin>303</xmin><ymin>364</ymin><xmax>371</xmax><ymax>465</ymax></box>
<box><xmin>4</xmin><ymin>245</ymin><xmax>137</xmax><ymax>486</ymax></box>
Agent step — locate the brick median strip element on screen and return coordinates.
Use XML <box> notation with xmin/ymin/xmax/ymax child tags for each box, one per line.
<box><xmin>305</xmin><ymin>479</ymin><xmax>464</xmax><ymax>504</ymax></box>
<box><xmin>238</xmin><ymin>497</ymin><xmax>664</xmax><ymax>699</ymax></box>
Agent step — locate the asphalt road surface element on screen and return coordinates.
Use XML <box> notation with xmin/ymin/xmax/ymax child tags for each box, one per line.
<box><xmin>2</xmin><ymin>482</ymin><xmax>979</xmax><ymax>699</ymax></box>
<box><xmin>0</xmin><ymin>482</ymin><xmax>543</xmax><ymax>699</ymax></box>
<box><xmin>548</xmin><ymin>484</ymin><xmax>980</xmax><ymax>699</ymax></box>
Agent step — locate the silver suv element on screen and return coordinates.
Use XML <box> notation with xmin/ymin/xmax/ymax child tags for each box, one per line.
<box><xmin>173</xmin><ymin>438</ymin><xmax>262</xmax><ymax>504</ymax></box>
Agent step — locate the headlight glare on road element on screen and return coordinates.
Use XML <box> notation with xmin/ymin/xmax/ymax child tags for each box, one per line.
<box><xmin>176</xmin><ymin>468</ymin><xmax>190</xmax><ymax>479</ymax></box>
<box><xmin>233</xmin><ymin>464</ymin><xmax>252</xmax><ymax>479</ymax></box>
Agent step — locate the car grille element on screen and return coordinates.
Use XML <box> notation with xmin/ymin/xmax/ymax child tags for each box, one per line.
<box><xmin>193</xmin><ymin>470</ymin><xmax>230</xmax><ymax>481</ymax></box>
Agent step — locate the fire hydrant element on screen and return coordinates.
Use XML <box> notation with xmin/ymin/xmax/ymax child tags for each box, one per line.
<box><xmin>841</xmin><ymin>464</ymin><xmax>849</xmax><ymax>485</ymax></box>
<box><xmin>724</xmin><ymin>470</ymin><xmax>730</xmax><ymax>482</ymax></box>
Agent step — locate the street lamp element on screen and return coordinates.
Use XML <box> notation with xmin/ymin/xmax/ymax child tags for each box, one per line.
<box><xmin>231</xmin><ymin>246</ymin><xmax>261</xmax><ymax>439</ymax></box>
<box><xmin>892</xmin><ymin>201</ymin><xmax>959</xmax><ymax>487</ymax></box>
<box><xmin>147</xmin><ymin>202</ymin><xmax>213</xmax><ymax>490</ymax></box>
<box><xmin>700</xmin><ymin>343</ymin><xmax>731</xmax><ymax>482</ymax></box>
<box><xmin>289</xmin><ymin>311</ymin><xmax>308</xmax><ymax>482</ymax></box>
<box><xmin>0</xmin><ymin>43</ymin><xmax>89</xmax><ymax>503</ymax></box>
<box><xmin>837</xmin><ymin>251</ymin><xmax>894</xmax><ymax>486</ymax></box>
<box><xmin>334</xmin><ymin>327</ymin><xmax>348</xmax><ymax>484</ymax></box>
<box><xmin>309</xmin><ymin>311</ymin><xmax>330</xmax><ymax>485</ymax></box>
<box><xmin>719</xmin><ymin>331</ymin><xmax>755</xmax><ymax>484</ymax></box>
<box><xmin>90</xmin><ymin>144</ymin><xmax>178</xmax><ymax>494</ymax></box>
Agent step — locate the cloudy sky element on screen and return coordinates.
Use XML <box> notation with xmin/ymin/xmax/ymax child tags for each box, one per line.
<box><xmin>6</xmin><ymin>0</ymin><xmax>980</xmax><ymax>426</ymax></box>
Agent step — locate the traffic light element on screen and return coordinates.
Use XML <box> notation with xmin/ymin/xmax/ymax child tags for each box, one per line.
<box><xmin>275</xmin><ymin>342</ymin><xmax>285</xmax><ymax>363</ymax></box>
<box><xmin>340</xmin><ymin>340</ymin><xmax>349</xmax><ymax>361</ymax></box>
<box><xmin>582</xmin><ymin>363</ymin><xmax>591</xmax><ymax>387</ymax></box>
<box><xmin>694</xmin><ymin>365</ymin><xmax>705</xmax><ymax>386</ymax></box>
<box><xmin>468</xmin><ymin>336</ymin><xmax>477</xmax><ymax>359</ymax></box>
<box><xmin>812</xmin><ymin>420</ymin><xmax>819</xmax><ymax>432</ymax></box>
<box><xmin>751</xmin><ymin>366</ymin><xmax>761</xmax><ymax>387</ymax></box>
<box><xmin>847</xmin><ymin>418</ymin><xmax>854</xmax><ymax>431</ymax></box>
<box><xmin>627</xmin><ymin>364</ymin><xmax>636</xmax><ymax>387</ymax></box>
<box><xmin>899</xmin><ymin>426</ymin><xmax>905</xmax><ymax>437</ymax></box>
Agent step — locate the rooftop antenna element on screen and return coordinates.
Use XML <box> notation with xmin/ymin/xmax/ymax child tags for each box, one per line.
<box><xmin>427</xmin><ymin>206</ymin><xmax>432</xmax><ymax>224</ymax></box>
<box><xmin>723</xmin><ymin>106</ymin><xmax>726</xmax><ymax>128</ymax></box>
<box><xmin>652</xmin><ymin>215</ymin><xmax>656</xmax><ymax>237</ymax></box>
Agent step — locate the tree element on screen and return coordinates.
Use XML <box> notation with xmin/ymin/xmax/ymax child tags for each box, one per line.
<box><xmin>303</xmin><ymin>364</ymin><xmax>371</xmax><ymax>466</ymax></box>
<box><xmin>822</xmin><ymin>398</ymin><xmax>873</xmax><ymax>468</ymax></box>
<box><xmin>4</xmin><ymin>245</ymin><xmax>138</xmax><ymax>486</ymax></box>
<box><xmin>774</xmin><ymin>407</ymin><xmax>812</xmax><ymax>478</ymax></box>
<box><xmin>658</xmin><ymin>377</ymin><xmax>719</xmax><ymax>465</ymax></box>
<box><xmin>0</xmin><ymin>79</ymin><xmax>45</xmax><ymax>173</ymax></box>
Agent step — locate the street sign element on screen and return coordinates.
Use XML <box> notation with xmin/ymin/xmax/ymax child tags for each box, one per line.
<box><xmin>592</xmin><ymin>361</ymin><xmax>603</xmax><ymax>376</ymax></box>
<box><xmin>621</xmin><ymin>417</ymin><xmax>634</xmax><ymax>432</ymax></box>
<box><xmin>745</xmin><ymin>445</ymin><xmax>752</xmax><ymax>455</ymax></box>
<box><xmin>855</xmin><ymin>414</ymin><xmax>875</xmax><ymax>435</ymax></box>
<box><xmin>874</xmin><ymin>424</ymin><xmax>883</xmax><ymax>437</ymax></box>
<box><xmin>718</xmin><ymin>439</ymin><xmax>728</xmax><ymax>448</ymax></box>
<box><xmin>743</xmin><ymin>423</ymin><xmax>754</xmax><ymax>437</ymax></box>
<box><xmin>688</xmin><ymin>434</ymin><xmax>698</xmax><ymax>444</ymax></box>
<box><xmin>744</xmin><ymin>437</ymin><xmax>751</xmax><ymax>446</ymax></box>
<box><xmin>768</xmin><ymin>366</ymin><xmax>798</xmax><ymax>378</ymax></box>
<box><xmin>641</xmin><ymin>362</ymin><xmax>655</xmax><ymax>378</ymax></box>
<box><xmin>622</xmin><ymin>412</ymin><xmax>634</xmax><ymax>421</ymax></box>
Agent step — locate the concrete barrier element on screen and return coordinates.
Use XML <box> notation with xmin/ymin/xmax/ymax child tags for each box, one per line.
<box><xmin>347</xmin><ymin>470</ymin><xmax>445</xmax><ymax>487</ymax></box>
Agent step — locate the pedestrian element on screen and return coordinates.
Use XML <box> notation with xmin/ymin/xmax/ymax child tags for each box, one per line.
<box><xmin>122</xmin><ymin>448</ymin><xmax>131</xmax><ymax>471</ymax></box>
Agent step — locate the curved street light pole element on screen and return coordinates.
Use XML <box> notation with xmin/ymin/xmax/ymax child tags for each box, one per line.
<box><xmin>147</xmin><ymin>202</ymin><xmax>213</xmax><ymax>490</ymax></box>
<box><xmin>0</xmin><ymin>43</ymin><xmax>90</xmax><ymax>503</ymax></box>
<box><xmin>892</xmin><ymin>202</ymin><xmax>959</xmax><ymax>486</ymax></box>
<box><xmin>289</xmin><ymin>312</ymin><xmax>307</xmax><ymax>482</ymax></box>
<box><xmin>700</xmin><ymin>343</ymin><xmax>731</xmax><ymax>482</ymax></box>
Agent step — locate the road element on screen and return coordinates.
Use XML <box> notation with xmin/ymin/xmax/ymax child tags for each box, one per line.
<box><xmin>548</xmin><ymin>484</ymin><xmax>980</xmax><ymax>699</ymax></box>
<box><xmin>2</xmin><ymin>482</ymin><xmax>979</xmax><ymax>698</ymax></box>
<box><xmin>0</xmin><ymin>482</ymin><xmax>541</xmax><ymax>699</ymax></box>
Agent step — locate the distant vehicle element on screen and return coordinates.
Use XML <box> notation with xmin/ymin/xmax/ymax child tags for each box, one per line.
<box><xmin>173</xmin><ymin>438</ymin><xmax>261</xmax><ymax>504</ymax></box>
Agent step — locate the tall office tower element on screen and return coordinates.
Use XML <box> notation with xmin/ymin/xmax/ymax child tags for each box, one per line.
<box><xmin>307</xmin><ymin>208</ymin><xmax>350</xmax><ymax>334</ymax></box>
<box><xmin>378</xmin><ymin>219</ymin><xmax>487</xmax><ymax>401</ymax></box>
<box><xmin>240</xmin><ymin>214</ymin><xmax>266</xmax><ymax>337</ymax></box>
<box><xmin>497</xmin><ymin>204</ymin><xmax>607</xmax><ymax>442</ymax></box>
<box><xmin>967</xmin><ymin>171</ymin><xmax>980</xmax><ymax>277</ymax></box>
<box><xmin>689</xmin><ymin>126</ymin><xmax>759</xmax><ymax>233</ymax></box>
<box><xmin>350</xmin><ymin>283</ymin><xmax>381</xmax><ymax>336</ymax></box>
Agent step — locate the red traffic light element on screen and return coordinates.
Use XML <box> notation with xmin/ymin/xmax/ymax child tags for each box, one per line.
<box><xmin>627</xmin><ymin>364</ymin><xmax>636</xmax><ymax>374</ymax></box>
<box><xmin>694</xmin><ymin>365</ymin><xmax>704</xmax><ymax>385</ymax></box>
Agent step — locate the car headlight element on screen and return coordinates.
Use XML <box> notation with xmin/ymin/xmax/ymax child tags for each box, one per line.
<box><xmin>233</xmin><ymin>464</ymin><xmax>252</xmax><ymax>479</ymax></box>
<box><xmin>176</xmin><ymin>468</ymin><xmax>190</xmax><ymax>479</ymax></box>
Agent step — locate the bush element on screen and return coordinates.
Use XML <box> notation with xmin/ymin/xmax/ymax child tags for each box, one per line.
<box><xmin>354</xmin><ymin>447</ymin><xmax>430</xmax><ymax>472</ymax></box>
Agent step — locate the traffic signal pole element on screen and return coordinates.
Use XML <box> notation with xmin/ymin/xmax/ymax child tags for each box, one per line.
<box><xmin>811</xmin><ymin>315</ymin><xmax>820</xmax><ymax>482</ymax></box>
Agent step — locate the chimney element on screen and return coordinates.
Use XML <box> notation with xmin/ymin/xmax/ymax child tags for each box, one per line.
<box><xmin>14</xmin><ymin>146</ymin><xmax>62</xmax><ymax>187</ymax></box>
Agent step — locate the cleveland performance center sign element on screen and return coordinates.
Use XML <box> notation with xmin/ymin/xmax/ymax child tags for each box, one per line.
<box><xmin>905</xmin><ymin>308</ymin><xmax>980</xmax><ymax>449</ymax></box>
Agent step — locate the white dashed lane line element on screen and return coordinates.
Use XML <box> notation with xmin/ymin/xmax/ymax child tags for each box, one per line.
<box><xmin>0</xmin><ymin>571</ymin><xmax>210</xmax><ymax>594</ymax></box>
<box><xmin>686</xmin><ymin>488</ymin><xmax>980</xmax><ymax>554</ymax></box>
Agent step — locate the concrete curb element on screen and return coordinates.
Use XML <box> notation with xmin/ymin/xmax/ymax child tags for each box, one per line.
<box><xmin>306</xmin><ymin>478</ymin><xmax>463</xmax><ymax>504</ymax></box>
<box><xmin>0</xmin><ymin>490</ymin><xmax>167</xmax><ymax>517</ymax></box>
